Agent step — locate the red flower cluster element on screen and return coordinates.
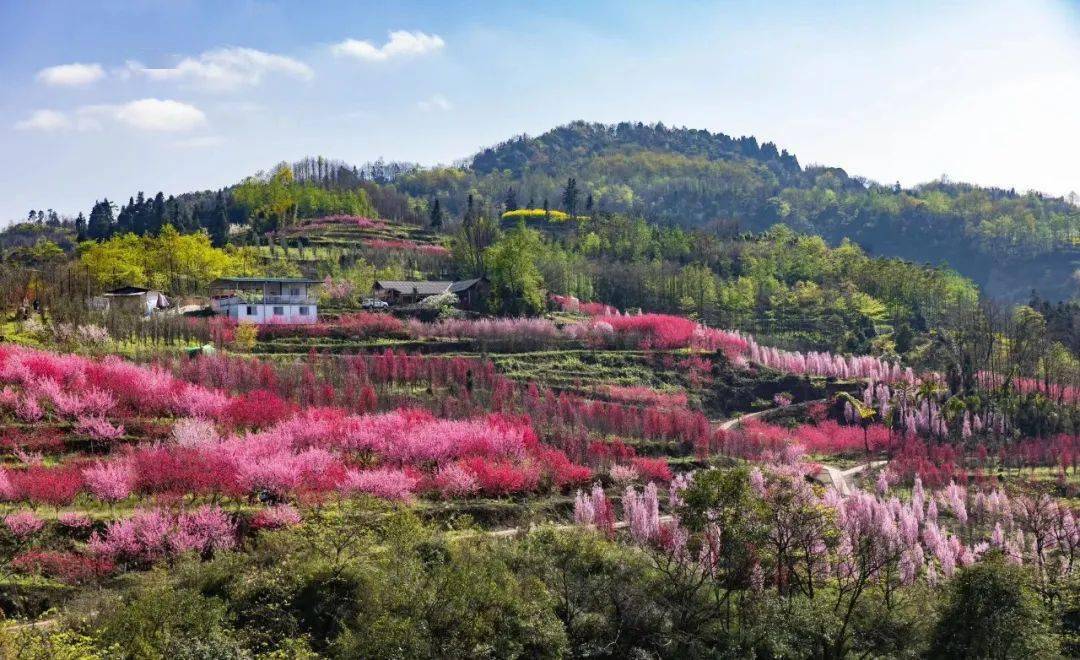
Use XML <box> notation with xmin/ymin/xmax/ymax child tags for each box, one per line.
<box><xmin>12</xmin><ymin>550</ymin><xmax>115</xmax><ymax>584</ymax></box>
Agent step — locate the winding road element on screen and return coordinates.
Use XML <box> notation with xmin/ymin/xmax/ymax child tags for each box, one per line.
<box><xmin>718</xmin><ymin>399</ymin><xmax>889</xmax><ymax>495</ymax></box>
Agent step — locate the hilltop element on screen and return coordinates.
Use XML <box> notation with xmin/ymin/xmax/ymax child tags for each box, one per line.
<box><xmin>388</xmin><ymin>121</ymin><xmax>1080</xmax><ymax>301</ymax></box>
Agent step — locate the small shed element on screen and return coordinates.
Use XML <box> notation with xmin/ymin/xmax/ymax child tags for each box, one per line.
<box><xmin>101</xmin><ymin>286</ymin><xmax>169</xmax><ymax>316</ymax></box>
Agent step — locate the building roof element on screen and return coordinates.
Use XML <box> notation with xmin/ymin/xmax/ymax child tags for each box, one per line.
<box><xmin>210</xmin><ymin>277</ymin><xmax>321</xmax><ymax>286</ymax></box>
<box><xmin>374</xmin><ymin>278</ymin><xmax>487</xmax><ymax>296</ymax></box>
<box><xmin>374</xmin><ymin>280</ymin><xmax>454</xmax><ymax>296</ymax></box>
<box><xmin>104</xmin><ymin>286</ymin><xmax>152</xmax><ymax>296</ymax></box>
<box><xmin>448</xmin><ymin>277</ymin><xmax>487</xmax><ymax>293</ymax></box>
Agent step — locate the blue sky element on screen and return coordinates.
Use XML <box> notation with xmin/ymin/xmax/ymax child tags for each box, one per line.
<box><xmin>2</xmin><ymin>0</ymin><xmax>1079</xmax><ymax>222</ymax></box>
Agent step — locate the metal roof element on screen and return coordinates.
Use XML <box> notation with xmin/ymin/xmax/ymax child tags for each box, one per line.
<box><xmin>104</xmin><ymin>285</ymin><xmax>153</xmax><ymax>296</ymax></box>
<box><xmin>448</xmin><ymin>277</ymin><xmax>486</xmax><ymax>293</ymax></box>
<box><xmin>210</xmin><ymin>277</ymin><xmax>321</xmax><ymax>285</ymax></box>
<box><xmin>374</xmin><ymin>278</ymin><xmax>487</xmax><ymax>296</ymax></box>
<box><xmin>374</xmin><ymin>280</ymin><xmax>454</xmax><ymax>295</ymax></box>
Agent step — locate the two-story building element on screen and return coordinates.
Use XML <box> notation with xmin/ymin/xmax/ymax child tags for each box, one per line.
<box><xmin>209</xmin><ymin>277</ymin><xmax>320</xmax><ymax>324</ymax></box>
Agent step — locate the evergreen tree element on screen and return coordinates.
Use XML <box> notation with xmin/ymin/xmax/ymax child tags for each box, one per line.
<box><xmin>87</xmin><ymin>199</ymin><xmax>114</xmax><ymax>241</ymax></box>
<box><xmin>132</xmin><ymin>192</ymin><xmax>149</xmax><ymax>235</ymax></box>
<box><xmin>74</xmin><ymin>212</ymin><xmax>87</xmax><ymax>242</ymax></box>
<box><xmin>207</xmin><ymin>192</ymin><xmax>229</xmax><ymax>247</ymax></box>
<box><xmin>464</xmin><ymin>193</ymin><xmax>475</xmax><ymax>226</ymax></box>
<box><xmin>115</xmin><ymin>197</ymin><xmax>134</xmax><ymax>235</ymax></box>
<box><xmin>429</xmin><ymin>198</ymin><xmax>443</xmax><ymax>229</ymax></box>
<box><xmin>562</xmin><ymin>178</ymin><xmax>580</xmax><ymax>218</ymax></box>
<box><xmin>504</xmin><ymin>187</ymin><xmax>518</xmax><ymax>212</ymax></box>
<box><xmin>150</xmin><ymin>191</ymin><xmax>166</xmax><ymax>235</ymax></box>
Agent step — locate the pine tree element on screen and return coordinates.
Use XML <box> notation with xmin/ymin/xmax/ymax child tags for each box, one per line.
<box><xmin>150</xmin><ymin>191</ymin><xmax>166</xmax><ymax>235</ymax></box>
<box><xmin>74</xmin><ymin>213</ymin><xmax>87</xmax><ymax>242</ymax></box>
<box><xmin>504</xmin><ymin>187</ymin><xmax>518</xmax><ymax>212</ymax></box>
<box><xmin>464</xmin><ymin>194</ymin><xmax>475</xmax><ymax>226</ymax></box>
<box><xmin>87</xmin><ymin>200</ymin><xmax>114</xmax><ymax>241</ymax></box>
<box><xmin>429</xmin><ymin>198</ymin><xmax>443</xmax><ymax>230</ymax></box>
<box><xmin>207</xmin><ymin>191</ymin><xmax>228</xmax><ymax>247</ymax></box>
<box><xmin>562</xmin><ymin>177</ymin><xmax>579</xmax><ymax>218</ymax></box>
<box><xmin>132</xmin><ymin>192</ymin><xmax>148</xmax><ymax>235</ymax></box>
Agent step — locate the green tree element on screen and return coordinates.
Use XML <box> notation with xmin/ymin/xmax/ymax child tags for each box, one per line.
<box><xmin>485</xmin><ymin>222</ymin><xmax>546</xmax><ymax>315</ymax></box>
<box><xmin>453</xmin><ymin>213</ymin><xmax>501</xmax><ymax>277</ymax></box>
<box><xmin>86</xmin><ymin>199</ymin><xmax>114</xmax><ymax>241</ymax></box>
<box><xmin>74</xmin><ymin>212</ymin><xmax>87</xmax><ymax>242</ymax></box>
<box><xmin>562</xmin><ymin>177</ymin><xmax>580</xmax><ymax>218</ymax></box>
<box><xmin>928</xmin><ymin>557</ymin><xmax>1058</xmax><ymax>659</ymax></box>
<box><xmin>428</xmin><ymin>198</ymin><xmax>443</xmax><ymax>229</ymax></box>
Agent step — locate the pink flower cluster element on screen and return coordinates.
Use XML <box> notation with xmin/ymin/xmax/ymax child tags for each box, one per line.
<box><xmin>550</xmin><ymin>294</ymin><xmax>618</xmax><ymax>316</ymax></box>
<box><xmin>747</xmin><ymin>339</ymin><xmax>910</xmax><ymax>382</ymax></box>
<box><xmin>321</xmin><ymin>276</ymin><xmax>357</xmax><ymax>301</ymax></box>
<box><xmin>578</xmin><ymin>469</ymin><xmax>1078</xmax><ymax>593</ymax></box>
<box><xmin>256</xmin><ymin>312</ymin><xmax>406</xmax><ymax>340</ymax></box>
<box><xmin>408</xmin><ymin>317</ymin><xmax>561</xmax><ymax>349</ymax></box>
<box><xmin>286</xmin><ymin>215</ymin><xmax>385</xmax><ymax>232</ymax></box>
<box><xmin>88</xmin><ymin>506</ymin><xmax>237</xmax><ymax>566</ymax></box>
<box><xmin>599</xmin><ymin>385</ymin><xmax>688</xmax><ymax>409</ymax></box>
<box><xmin>364</xmin><ymin>238</ymin><xmax>450</xmax><ymax>256</ymax></box>
<box><xmin>4</xmin><ymin>510</ymin><xmax>45</xmax><ymax>539</ymax></box>
<box><xmin>60</xmin><ymin>407</ymin><xmax>589</xmax><ymax>502</ymax></box>
<box><xmin>0</xmin><ymin>345</ymin><xmax>235</xmax><ymax>424</ymax></box>
<box><xmin>250</xmin><ymin>504</ymin><xmax>303</xmax><ymax>530</ymax></box>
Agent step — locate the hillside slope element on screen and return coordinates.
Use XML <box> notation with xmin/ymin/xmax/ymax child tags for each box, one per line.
<box><xmin>390</xmin><ymin>121</ymin><xmax>1080</xmax><ymax>302</ymax></box>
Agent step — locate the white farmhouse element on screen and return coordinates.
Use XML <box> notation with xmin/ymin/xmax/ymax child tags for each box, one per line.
<box><xmin>209</xmin><ymin>277</ymin><xmax>320</xmax><ymax>324</ymax></box>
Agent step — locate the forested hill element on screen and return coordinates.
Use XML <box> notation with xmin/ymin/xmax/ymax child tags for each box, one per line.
<box><xmin>391</xmin><ymin>121</ymin><xmax>1080</xmax><ymax>302</ymax></box>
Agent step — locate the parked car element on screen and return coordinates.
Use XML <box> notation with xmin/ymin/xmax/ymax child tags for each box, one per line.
<box><xmin>361</xmin><ymin>298</ymin><xmax>389</xmax><ymax>309</ymax></box>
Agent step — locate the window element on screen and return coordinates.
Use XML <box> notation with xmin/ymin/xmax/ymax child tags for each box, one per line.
<box><xmin>299</xmin><ymin>306</ymin><xmax>309</xmax><ymax>316</ymax></box>
<box><xmin>273</xmin><ymin>306</ymin><xmax>284</xmax><ymax>316</ymax></box>
<box><xmin>290</xmin><ymin>287</ymin><xmax>300</xmax><ymax>296</ymax></box>
<box><xmin>246</xmin><ymin>306</ymin><xmax>256</xmax><ymax>316</ymax></box>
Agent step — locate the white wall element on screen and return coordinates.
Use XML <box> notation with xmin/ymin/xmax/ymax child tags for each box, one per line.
<box><xmin>224</xmin><ymin>303</ymin><xmax>317</xmax><ymax>324</ymax></box>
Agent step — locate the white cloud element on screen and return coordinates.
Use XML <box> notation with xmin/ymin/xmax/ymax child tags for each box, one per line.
<box><xmin>16</xmin><ymin>99</ymin><xmax>206</xmax><ymax>133</ymax></box>
<box><xmin>417</xmin><ymin>94</ymin><xmax>453</xmax><ymax>112</ymax></box>
<box><xmin>36</xmin><ymin>63</ymin><xmax>105</xmax><ymax>87</ymax></box>
<box><xmin>331</xmin><ymin>30</ymin><xmax>445</xmax><ymax>62</ymax></box>
<box><xmin>127</xmin><ymin>47</ymin><xmax>313</xmax><ymax>91</ymax></box>
<box><xmin>109</xmin><ymin>99</ymin><xmax>207</xmax><ymax>131</ymax></box>
<box><xmin>14</xmin><ymin>109</ymin><xmax>72</xmax><ymax>131</ymax></box>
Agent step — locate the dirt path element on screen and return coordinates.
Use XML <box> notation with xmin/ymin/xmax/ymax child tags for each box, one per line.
<box><xmin>718</xmin><ymin>399</ymin><xmax>888</xmax><ymax>494</ymax></box>
<box><xmin>716</xmin><ymin>398</ymin><xmax>829</xmax><ymax>432</ymax></box>
<box><xmin>486</xmin><ymin>515</ymin><xmax>676</xmax><ymax>539</ymax></box>
<box><xmin>817</xmin><ymin>460</ymin><xmax>888</xmax><ymax>495</ymax></box>
<box><xmin>4</xmin><ymin>617</ymin><xmax>57</xmax><ymax>632</ymax></box>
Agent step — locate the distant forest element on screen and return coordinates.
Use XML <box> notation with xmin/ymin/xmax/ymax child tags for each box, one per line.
<box><xmin>15</xmin><ymin>121</ymin><xmax>1080</xmax><ymax>302</ymax></box>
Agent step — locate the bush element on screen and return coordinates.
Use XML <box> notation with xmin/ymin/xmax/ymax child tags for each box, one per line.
<box><xmin>91</xmin><ymin>576</ymin><xmax>246</xmax><ymax>658</ymax></box>
<box><xmin>927</xmin><ymin>556</ymin><xmax>1058</xmax><ymax>659</ymax></box>
<box><xmin>232</xmin><ymin>323</ymin><xmax>258</xmax><ymax>352</ymax></box>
